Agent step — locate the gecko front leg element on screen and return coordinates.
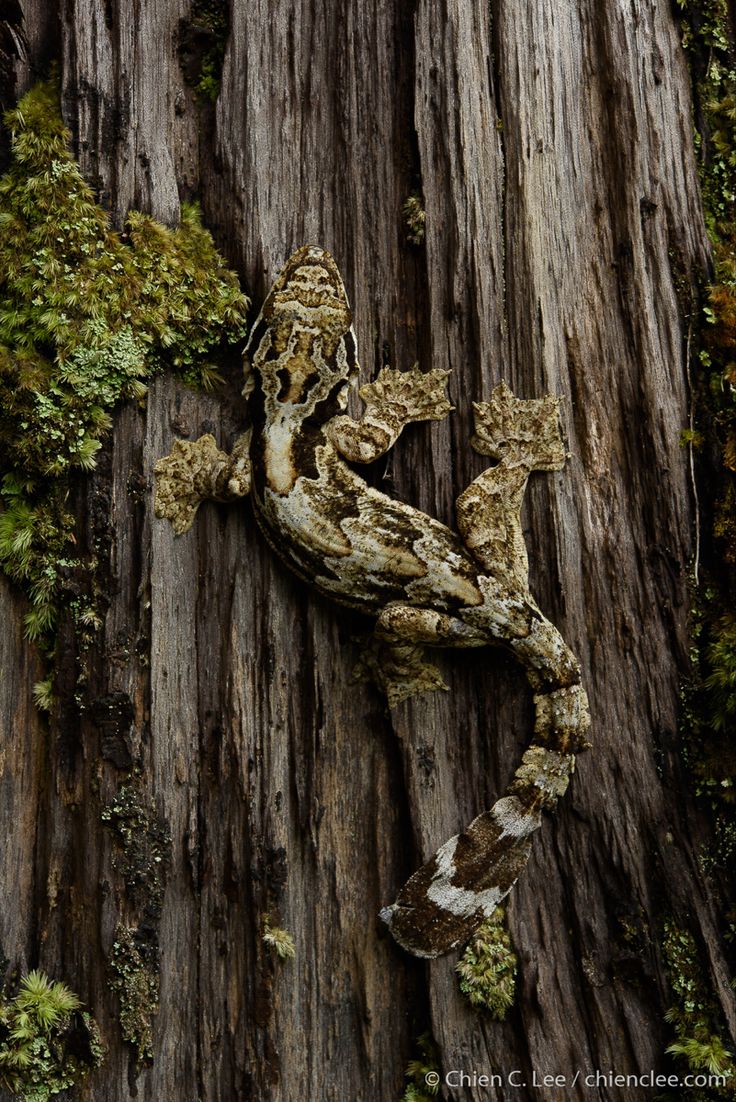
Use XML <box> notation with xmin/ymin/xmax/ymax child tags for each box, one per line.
<box><xmin>328</xmin><ymin>365</ymin><xmax>452</xmax><ymax>463</ymax></box>
<box><xmin>154</xmin><ymin>432</ymin><xmax>251</xmax><ymax>534</ymax></box>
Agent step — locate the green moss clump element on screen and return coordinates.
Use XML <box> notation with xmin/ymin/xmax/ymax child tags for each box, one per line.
<box><xmin>400</xmin><ymin>1033</ymin><xmax>440</xmax><ymax>1102</ymax></box>
<box><xmin>662</xmin><ymin>921</ymin><xmax>735</xmax><ymax>1095</ymax></box>
<box><xmin>0</xmin><ymin>970</ymin><xmax>103</xmax><ymax>1100</ymax></box>
<box><xmin>0</xmin><ymin>80</ymin><xmax>250</xmax><ymax>650</ymax></box>
<box><xmin>109</xmin><ymin>926</ymin><xmax>158</xmax><ymax>1066</ymax></box>
<box><xmin>455</xmin><ymin>909</ymin><xmax>517</xmax><ymax>1018</ymax></box>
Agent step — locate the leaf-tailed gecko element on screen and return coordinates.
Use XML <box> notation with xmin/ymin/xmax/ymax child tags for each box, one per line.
<box><xmin>154</xmin><ymin>245</ymin><xmax>591</xmax><ymax>959</ymax></box>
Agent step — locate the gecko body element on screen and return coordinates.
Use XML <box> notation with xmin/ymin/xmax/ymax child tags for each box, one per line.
<box><xmin>154</xmin><ymin>246</ymin><xmax>591</xmax><ymax>959</ymax></box>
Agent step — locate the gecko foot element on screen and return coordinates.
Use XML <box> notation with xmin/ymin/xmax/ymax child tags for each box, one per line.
<box><xmin>154</xmin><ymin>433</ymin><xmax>251</xmax><ymax>535</ymax></box>
<box><xmin>472</xmin><ymin>381</ymin><xmax>566</xmax><ymax>471</ymax></box>
<box><xmin>352</xmin><ymin>639</ymin><xmax>449</xmax><ymax>708</ymax></box>
<box><xmin>359</xmin><ymin>366</ymin><xmax>453</xmax><ymax>427</ymax></box>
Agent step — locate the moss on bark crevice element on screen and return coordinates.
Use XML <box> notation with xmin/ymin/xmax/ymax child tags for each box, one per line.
<box><xmin>0</xmin><ymin>79</ymin><xmax>250</xmax><ymax>659</ymax></box>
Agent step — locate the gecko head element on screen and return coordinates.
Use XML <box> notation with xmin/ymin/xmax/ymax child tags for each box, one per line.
<box><xmin>246</xmin><ymin>246</ymin><xmax>359</xmax><ymax>414</ymax></box>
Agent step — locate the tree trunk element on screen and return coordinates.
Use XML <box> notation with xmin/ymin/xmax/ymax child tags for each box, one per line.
<box><xmin>2</xmin><ymin>1</ymin><xmax>734</xmax><ymax>1100</ymax></box>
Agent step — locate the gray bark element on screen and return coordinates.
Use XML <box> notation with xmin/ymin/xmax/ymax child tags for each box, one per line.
<box><xmin>2</xmin><ymin>0</ymin><xmax>734</xmax><ymax>1099</ymax></box>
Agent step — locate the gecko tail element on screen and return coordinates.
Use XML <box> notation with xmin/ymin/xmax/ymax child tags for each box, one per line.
<box><xmin>379</xmin><ymin>805</ymin><xmax>537</xmax><ymax>959</ymax></box>
<box><xmin>381</xmin><ymin>685</ymin><xmax>590</xmax><ymax>958</ymax></box>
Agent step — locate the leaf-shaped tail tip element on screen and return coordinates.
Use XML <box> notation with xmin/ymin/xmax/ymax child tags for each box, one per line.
<box><xmin>472</xmin><ymin>381</ymin><xmax>566</xmax><ymax>472</ymax></box>
<box><xmin>381</xmin><ymin>738</ymin><xmax>582</xmax><ymax>958</ymax></box>
<box><xmin>380</xmin><ymin>796</ymin><xmax>542</xmax><ymax>958</ymax></box>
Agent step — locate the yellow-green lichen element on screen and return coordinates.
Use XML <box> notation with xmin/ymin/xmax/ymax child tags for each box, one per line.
<box><xmin>102</xmin><ymin>785</ymin><xmax>171</xmax><ymax>1065</ymax></box>
<box><xmin>455</xmin><ymin>909</ymin><xmax>517</xmax><ymax>1018</ymax></box>
<box><xmin>101</xmin><ymin>784</ymin><xmax>172</xmax><ymax>916</ymax></box>
<box><xmin>0</xmin><ymin>80</ymin><xmax>249</xmax><ymax>651</ymax></box>
<box><xmin>0</xmin><ymin>970</ymin><xmax>103</xmax><ymax>1100</ymax></box>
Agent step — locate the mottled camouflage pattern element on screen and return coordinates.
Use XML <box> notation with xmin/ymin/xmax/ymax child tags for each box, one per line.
<box><xmin>154</xmin><ymin>246</ymin><xmax>591</xmax><ymax>958</ymax></box>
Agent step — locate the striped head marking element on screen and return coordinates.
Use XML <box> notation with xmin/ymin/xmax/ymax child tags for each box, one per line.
<box><xmin>246</xmin><ymin>246</ymin><xmax>359</xmax><ymax>413</ymax></box>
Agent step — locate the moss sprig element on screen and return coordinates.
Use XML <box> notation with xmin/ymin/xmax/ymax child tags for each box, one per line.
<box><xmin>455</xmin><ymin>909</ymin><xmax>517</xmax><ymax>1018</ymax></box>
<box><xmin>0</xmin><ymin>80</ymin><xmax>250</xmax><ymax>651</ymax></box>
<box><xmin>402</xmin><ymin>194</ymin><xmax>426</xmax><ymax>246</ymax></box>
<box><xmin>0</xmin><ymin>970</ymin><xmax>103</xmax><ymax>1100</ymax></box>
<box><xmin>400</xmin><ymin>1033</ymin><xmax>439</xmax><ymax>1102</ymax></box>
<box><xmin>179</xmin><ymin>0</ymin><xmax>230</xmax><ymax>103</ymax></box>
<box><xmin>262</xmin><ymin>917</ymin><xmax>296</xmax><ymax>962</ymax></box>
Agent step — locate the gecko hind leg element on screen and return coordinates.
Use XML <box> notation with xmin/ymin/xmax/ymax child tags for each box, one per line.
<box><xmin>154</xmin><ymin>432</ymin><xmax>251</xmax><ymax>535</ymax></box>
<box><xmin>455</xmin><ymin>382</ymin><xmax>567</xmax><ymax>581</ymax></box>
<box><xmin>353</xmin><ymin>604</ymin><xmax>486</xmax><ymax>708</ymax></box>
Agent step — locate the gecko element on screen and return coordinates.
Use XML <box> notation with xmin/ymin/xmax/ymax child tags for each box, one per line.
<box><xmin>153</xmin><ymin>245</ymin><xmax>591</xmax><ymax>959</ymax></box>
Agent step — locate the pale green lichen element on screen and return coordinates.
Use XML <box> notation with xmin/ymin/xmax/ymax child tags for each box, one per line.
<box><xmin>101</xmin><ymin>784</ymin><xmax>172</xmax><ymax>914</ymax></box>
<box><xmin>455</xmin><ymin>909</ymin><xmax>517</xmax><ymax>1017</ymax></box>
<box><xmin>102</xmin><ymin>786</ymin><xmax>171</xmax><ymax>1065</ymax></box>
<box><xmin>109</xmin><ymin>926</ymin><xmax>158</xmax><ymax>1066</ymax></box>
<box><xmin>0</xmin><ymin>80</ymin><xmax>250</xmax><ymax>652</ymax></box>
<box><xmin>0</xmin><ymin>970</ymin><xmax>103</xmax><ymax>1100</ymax></box>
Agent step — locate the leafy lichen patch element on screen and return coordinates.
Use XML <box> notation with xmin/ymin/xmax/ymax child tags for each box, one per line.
<box><xmin>102</xmin><ymin>785</ymin><xmax>171</xmax><ymax>1066</ymax></box>
<box><xmin>109</xmin><ymin>926</ymin><xmax>158</xmax><ymax>1067</ymax></box>
<box><xmin>101</xmin><ymin>783</ymin><xmax>172</xmax><ymax>917</ymax></box>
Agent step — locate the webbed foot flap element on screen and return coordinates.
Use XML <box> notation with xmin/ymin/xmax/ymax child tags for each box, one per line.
<box><xmin>472</xmin><ymin>381</ymin><xmax>566</xmax><ymax>471</ymax></box>
<box><xmin>359</xmin><ymin>365</ymin><xmax>453</xmax><ymax>427</ymax></box>
<box><xmin>352</xmin><ymin>639</ymin><xmax>449</xmax><ymax>708</ymax></box>
<box><xmin>154</xmin><ymin>433</ymin><xmax>251</xmax><ymax>535</ymax></box>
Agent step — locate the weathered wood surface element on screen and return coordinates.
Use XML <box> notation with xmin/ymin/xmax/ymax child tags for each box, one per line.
<box><xmin>2</xmin><ymin>0</ymin><xmax>735</xmax><ymax>1099</ymax></box>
